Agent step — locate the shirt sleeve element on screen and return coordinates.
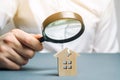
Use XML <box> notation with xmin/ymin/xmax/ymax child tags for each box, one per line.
<box><xmin>93</xmin><ymin>0</ymin><xmax>119</xmax><ymax>53</ymax></box>
<box><xmin>0</xmin><ymin>0</ymin><xmax>18</xmax><ymax>29</ymax></box>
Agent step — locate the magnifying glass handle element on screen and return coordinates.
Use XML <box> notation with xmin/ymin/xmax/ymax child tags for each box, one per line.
<box><xmin>39</xmin><ymin>37</ymin><xmax>45</xmax><ymax>42</ymax></box>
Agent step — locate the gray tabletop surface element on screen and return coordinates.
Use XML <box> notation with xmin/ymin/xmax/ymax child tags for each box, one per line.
<box><xmin>0</xmin><ymin>53</ymin><xmax>120</xmax><ymax>80</ymax></box>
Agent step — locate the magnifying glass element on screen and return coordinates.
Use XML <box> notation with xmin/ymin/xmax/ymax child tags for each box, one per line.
<box><xmin>39</xmin><ymin>11</ymin><xmax>85</xmax><ymax>43</ymax></box>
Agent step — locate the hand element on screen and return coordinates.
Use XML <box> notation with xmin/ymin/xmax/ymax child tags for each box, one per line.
<box><xmin>0</xmin><ymin>29</ymin><xmax>43</xmax><ymax>70</ymax></box>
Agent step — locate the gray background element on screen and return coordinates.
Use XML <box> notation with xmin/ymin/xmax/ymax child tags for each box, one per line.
<box><xmin>0</xmin><ymin>53</ymin><xmax>120</xmax><ymax>80</ymax></box>
<box><xmin>115</xmin><ymin>0</ymin><xmax>120</xmax><ymax>51</ymax></box>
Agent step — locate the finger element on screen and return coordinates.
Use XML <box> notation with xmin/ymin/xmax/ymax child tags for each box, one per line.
<box><xmin>6</xmin><ymin>46</ymin><xmax>29</xmax><ymax>65</ymax></box>
<box><xmin>11</xmin><ymin>29</ymin><xmax>43</xmax><ymax>51</ymax></box>
<box><xmin>0</xmin><ymin>55</ymin><xmax>20</xmax><ymax>70</ymax></box>
<box><xmin>2</xmin><ymin>32</ymin><xmax>35</xmax><ymax>59</ymax></box>
<box><xmin>0</xmin><ymin>44</ymin><xmax>28</xmax><ymax>65</ymax></box>
<box><xmin>15</xmin><ymin>45</ymin><xmax>36</xmax><ymax>59</ymax></box>
<box><xmin>31</xmin><ymin>34</ymin><xmax>43</xmax><ymax>39</ymax></box>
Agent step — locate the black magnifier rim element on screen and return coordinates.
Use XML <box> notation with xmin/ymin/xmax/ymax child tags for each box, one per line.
<box><xmin>42</xmin><ymin>22</ymin><xmax>84</xmax><ymax>43</ymax></box>
<box><xmin>41</xmin><ymin>11</ymin><xmax>85</xmax><ymax>43</ymax></box>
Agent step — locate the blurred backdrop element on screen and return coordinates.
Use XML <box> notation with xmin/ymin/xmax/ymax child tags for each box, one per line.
<box><xmin>115</xmin><ymin>0</ymin><xmax>120</xmax><ymax>51</ymax></box>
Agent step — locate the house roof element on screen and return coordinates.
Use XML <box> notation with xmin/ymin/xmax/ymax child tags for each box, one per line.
<box><xmin>54</xmin><ymin>48</ymin><xmax>79</xmax><ymax>57</ymax></box>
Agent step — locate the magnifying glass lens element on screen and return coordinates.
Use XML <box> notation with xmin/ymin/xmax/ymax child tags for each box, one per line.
<box><xmin>40</xmin><ymin>11</ymin><xmax>85</xmax><ymax>43</ymax></box>
<box><xmin>44</xmin><ymin>19</ymin><xmax>82</xmax><ymax>40</ymax></box>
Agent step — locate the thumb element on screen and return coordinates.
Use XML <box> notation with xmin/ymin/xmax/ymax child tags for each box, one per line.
<box><xmin>31</xmin><ymin>34</ymin><xmax>43</xmax><ymax>39</ymax></box>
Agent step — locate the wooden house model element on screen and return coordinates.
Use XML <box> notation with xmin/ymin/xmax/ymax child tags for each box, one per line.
<box><xmin>54</xmin><ymin>48</ymin><xmax>79</xmax><ymax>76</ymax></box>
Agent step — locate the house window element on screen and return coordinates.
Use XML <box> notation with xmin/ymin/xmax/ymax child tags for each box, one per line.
<box><xmin>67</xmin><ymin>65</ymin><xmax>72</xmax><ymax>69</ymax></box>
<box><xmin>68</xmin><ymin>60</ymin><xmax>72</xmax><ymax>64</ymax></box>
<box><xmin>63</xmin><ymin>60</ymin><xmax>72</xmax><ymax>69</ymax></box>
<box><xmin>63</xmin><ymin>61</ymin><xmax>67</xmax><ymax>64</ymax></box>
<box><xmin>63</xmin><ymin>66</ymin><xmax>67</xmax><ymax>69</ymax></box>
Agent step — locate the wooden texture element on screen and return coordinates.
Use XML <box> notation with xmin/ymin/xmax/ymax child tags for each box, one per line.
<box><xmin>54</xmin><ymin>48</ymin><xmax>79</xmax><ymax>76</ymax></box>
